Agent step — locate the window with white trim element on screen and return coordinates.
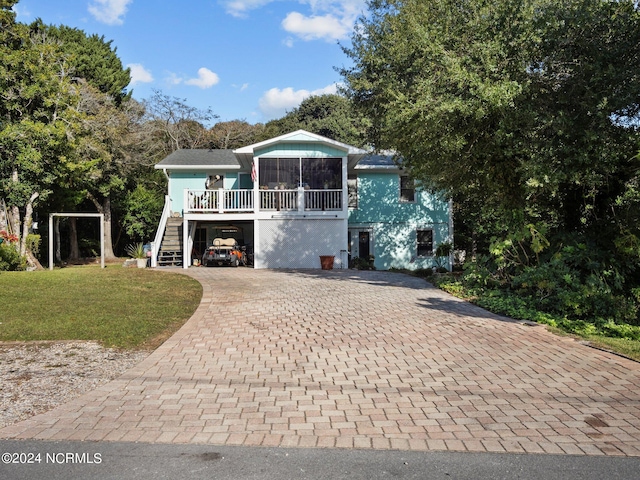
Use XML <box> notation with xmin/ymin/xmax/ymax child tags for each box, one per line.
<box><xmin>400</xmin><ymin>175</ymin><xmax>415</xmax><ymax>202</ymax></box>
<box><xmin>417</xmin><ymin>229</ymin><xmax>434</xmax><ymax>257</ymax></box>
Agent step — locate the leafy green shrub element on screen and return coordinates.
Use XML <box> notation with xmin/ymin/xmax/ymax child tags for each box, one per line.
<box><xmin>434</xmin><ymin>272</ymin><xmax>640</xmax><ymax>341</ymax></box>
<box><xmin>0</xmin><ymin>243</ymin><xmax>25</xmax><ymax>271</ymax></box>
<box><xmin>122</xmin><ymin>184</ymin><xmax>164</xmax><ymax>242</ymax></box>
<box><xmin>510</xmin><ymin>244</ymin><xmax>638</xmax><ymax>324</ymax></box>
<box><xmin>26</xmin><ymin>234</ymin><xmax>41</xmax><ymax>258</ymax></box>
<box><xmin>461</xmin><ymin>254</ymin><xmax>503</xmax><ymax>288</ymax></box>
<box><xmin>350</xmin><ymin>255</ymin><xmax>376</xmax><ymax>270</ymax></box>
<box><xmin>437</xmin><ymin>280</ymin><xmax>468</xmax><ymax>298</ymax></box>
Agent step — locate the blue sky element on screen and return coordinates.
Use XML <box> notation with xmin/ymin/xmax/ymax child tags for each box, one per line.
<box><xmin>13</xmin><ymin>0</ymin><xmax>366</xmax><ymax>124</ymax></box>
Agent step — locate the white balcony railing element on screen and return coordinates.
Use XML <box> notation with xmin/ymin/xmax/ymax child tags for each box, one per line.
<box><xmin>185</xmin><ymin>188</ymin><xmax>342</xmax><ymax>213</ymax></box>
<box><xmin>304</xmin><ymin>189</ymin><xmax>342</xmax><ymax>211</ymax></box>
<box><xmin>187</xmin><ymin>189</ymin><xmax>254</xmax><ymax>213</ymax></box>
<box><xmin>259</xmin><ymin>189</ymin><xmax>298</xmax><ymax>211</ymax></box>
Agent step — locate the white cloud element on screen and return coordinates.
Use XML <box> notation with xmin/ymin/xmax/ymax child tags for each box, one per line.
<box><xmin>222</xmin><ymin>0</ymin><xmax>273</xmax><ymax>18</ymax></box>
<box><xmin>221</xmin><ymin>1</ymin><xmax>366</xmax><ymax>42</ymax></box>
<box><xmin>127</xmin><ymin>63</ymin><xmax>153</xmax><ymax>86</ymax></box>
<box><xmin>230</xmin><ymin>82</ymin><xmax>249</xmax><ymax>91</ymax></box>
<box><xmin>184</xmin><ymin>68</ymin><xmax>220</xmax><ymax>89</ymax></box>
<box><xmin>258</xmin><ymin>84</ymin><xmax>338</xmax><ymax>119</ymax></box>
<box><xmin>166</xmin><ymin>72</ymin><xmax>184</xmax><ymax>86</ymax></box>
<box><xmin>88</xmin><ymin>0</ymin><xmax>133</xmax><ymax>26</ymax></box>
<box><xmin>282</xmin><ymin>12</ymin><xmax>350</xmax><ymax>41</ymax></box>
<box><xmin>167</xmin><ymin>68</ymin><xmax>220</xmax><ymax>89</ymax></box>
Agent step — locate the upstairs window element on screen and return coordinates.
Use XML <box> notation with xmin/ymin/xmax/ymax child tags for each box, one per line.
<box><xmin>302</xmin><ymin>158</ymin><xmax>342</xmax><ymax>189</ymax></box>
<box><xmin>417</xmin><ymin>229</ymin><xmax>433</xmax><ymax>257</ymax></box>
<box><xmin>400</xmin><ymin>175</ymin><xmax>415</xmax><ymax>202</ymax></box>
<box><xmin>259</xmin><ymin>158</ymin><xmax>300</xmax><ymax>189</ymax></box>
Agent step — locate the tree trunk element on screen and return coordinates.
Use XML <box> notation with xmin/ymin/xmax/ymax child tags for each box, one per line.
<box><xmin>8</xmin><ymin>170</ymin><xmax>21</xmax><ymax>246</ymax></box>
<box><xmin>87</xmin><ymin>193</ymin><xmax>117</xmax><ymax>260</ymax></box>
<box><xmin>26</xmin><ymin>249</ymin><xmax>44</xmax><ymax>270</ymax></box>
<box><xmin>9</xmin><ymin>205</ymin><xmax>20</xmax><ymax>251</ymax></box>
<box><xmin>68</xmin><ymin>217</ymin><xmax>80</xmax><ymax>260</ymax></box>
<box><xmin>0</xmin><ymin>198</ymin><xmax>7</xmax><ymax>232</ymax></box>
<box><xmin>20</xmin><ymin>191</ymin><xmax>38</xmax><ymax>258</ymax></box>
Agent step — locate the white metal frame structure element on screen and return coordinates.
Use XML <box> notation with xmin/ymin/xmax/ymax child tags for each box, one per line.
<box><xmin>48</xmin><ymin>213</ymin><xmax>105</xmax><ymax>270</ymax></box>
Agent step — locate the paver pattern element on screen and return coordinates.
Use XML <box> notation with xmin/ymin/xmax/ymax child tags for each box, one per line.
<box><xmin>2</xmin><ymin>269</ymin><xmax>640</xmax><ymax>455</ymax></box>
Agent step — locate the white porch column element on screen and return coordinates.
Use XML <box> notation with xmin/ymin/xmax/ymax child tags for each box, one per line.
<box><xmin>297</xmin><ymin>186</ymin><xmax>305</xmax><ymax>212</ymax></box>
<box><xmin>182</xmin><ymin>217</ymin><xmax>189</xmax><ymax>269</ymax></box>
<box><xmin>342</xmin><ymin>156</ymin><xmax>348</xmax><ymax>213</ymax></box>
<box><xmin>253</xmin><ymin>156</ymin><xmax>259</xmax><ymax>213</ymax></box>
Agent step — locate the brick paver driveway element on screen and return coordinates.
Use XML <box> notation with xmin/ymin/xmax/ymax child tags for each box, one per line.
<box><xmin>2</xmin><ymin>269</ymin><xmax>640</xmax><ymax>455</ymax></box>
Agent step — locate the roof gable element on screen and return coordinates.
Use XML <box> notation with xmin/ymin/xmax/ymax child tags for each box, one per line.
<box><xmin>234</xmin><ymin>129</ymin><xmax>365</xmax><ymax>155</ymax></box>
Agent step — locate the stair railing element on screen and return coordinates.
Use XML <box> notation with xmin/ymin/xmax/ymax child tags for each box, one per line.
<box><xmin>151</xmin><ymin>195</ymin><xmax>171</xmax><ymax>268</ymax></box>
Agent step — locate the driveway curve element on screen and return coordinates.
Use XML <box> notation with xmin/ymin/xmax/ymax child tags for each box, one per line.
<box><xmin>2</xmin><ymin>269</ymin><xmax>639</xmax><ymax>455</ymax></box>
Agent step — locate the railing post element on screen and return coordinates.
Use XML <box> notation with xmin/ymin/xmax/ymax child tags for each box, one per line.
<box><xmin>218</xmin><ymin>188</ymin><xmax>224</xmax><ymax>213</ymax></box>
<box><xmin>298</xmin><ymin>187</ymin><xmax>305</xmax><ymax>212</ymax></box>
<box><xmin>184</xmin><ymin>189</ymin><xmax>189</xmax><ymax>214</ymax></box>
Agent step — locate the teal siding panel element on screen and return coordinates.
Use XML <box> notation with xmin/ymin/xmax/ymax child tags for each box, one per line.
<box><xmin>255</xmin><ymin>143</ymin><xmax>345</xmax><ymax>158</ymax></box>
<box><xmin>349</xmin><ymin>173</ymin><xmax>449</xmax><ymax>225</ymax></box>
<box><xmin>238</xmin><ymin>173</ymin><xmax>253</xmax><ymax>189</ymax></box>
<box><xmin>348</xmin><ymin>172</ymin><xmax>451</xmax><ymax>270</ymax></box>
<box><xmin>371</xmin><ymin>222</ymin><xmax>450</xmax><ymax>271</ymax></box>
<box><xmin>169</xmin><ymin>172</ymin><xmax>207</xmax><ymax>214</ymax></box>
<box><xmin>225</xmin><ymin>173</ymin><xmax>239</xmax><ymax>189</ymax></box>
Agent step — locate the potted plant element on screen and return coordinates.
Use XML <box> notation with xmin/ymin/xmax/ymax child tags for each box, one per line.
<box><xmin>125</xmin><ymin>242</ymin><xmax>147</xmax><ymax>268</ymax></box>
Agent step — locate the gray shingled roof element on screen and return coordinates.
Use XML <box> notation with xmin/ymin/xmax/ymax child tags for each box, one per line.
<box><xmin>155</xmin><ymin>148</ymin><xmax>399</xmax><ymax>170</ymax></box>
<box><xmin>155</xmin><ymin>149</ymin><xmax>239</xmax><ymax>167</ymax></box>
<box><xmin>355</xmin><ymin>153</ymin><xmax>397</xmax><ymax>168</ymax></box>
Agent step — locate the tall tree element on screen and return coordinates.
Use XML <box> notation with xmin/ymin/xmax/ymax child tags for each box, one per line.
<box><xmin>0</xmin><ymin>2</ymin><xmax>82</xmax><ymax>264</ymax></box>
<box><xmin>30</xmin><ymin>21</ymin><xmax>131</xmax><ymax>105</ymax></box>
<box><xmin>30</xmin><ymin>23</ymin><xmax>134</xmax><ymax>260</ymax></box>
<box><xmin>341</xmin><ymin>0</ymin><xmax>640</xmax><ymax>241</ymax></box>
<box><xmin>262</xmin><ymin>94</ymin><xmax>368</xmax><ymax>146</ymax></box>
<box><xmin>73</xmin><ymin>84</ymin><xmax>144</xmax><ymax>259</ymax></box>
<box><xmin>209</xmin><ymin>120</ymin><xmax>264</xmax><ymax>149</ymax></box>
<box><xmin>142</xmin><ymin>90</ymin><xmax>218</xmax><ymax>160</ymax></box>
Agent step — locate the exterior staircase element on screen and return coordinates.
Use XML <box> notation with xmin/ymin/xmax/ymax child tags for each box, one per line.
<box><xmin>157</xmin><ymin>217</ymin><xmax>183</xmax><ymax>266</ymax></box>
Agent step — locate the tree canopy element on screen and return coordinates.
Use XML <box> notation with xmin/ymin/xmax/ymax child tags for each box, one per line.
<box><xmin>0</xmin><ymin>2</ymin><xmax>82</xmax><ymax>259</ymax></box>
<box><xmin>262</xmin><ymin>94</ymin><xmax>368</xmax><ymax>147</ymax></box>
<box><xmin>342</xmin><ymin>0</ymin><xmax>640</xmax><ymax>226</ymax></box>
<box><xmin>341</xmin><ymin>0</ymin><xmax>640</xmax><ymax>324</ymax></box>
<box><xmin>30</xmin><ymin>21</ymin><xmax>132</xmax><ymax>105</ymax></box>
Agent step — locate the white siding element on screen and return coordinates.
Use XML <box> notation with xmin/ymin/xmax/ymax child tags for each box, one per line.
<box><xmin>255</xmin><ymin>218</ymin><xmax>347</xmax><ymax>269</ymax></box>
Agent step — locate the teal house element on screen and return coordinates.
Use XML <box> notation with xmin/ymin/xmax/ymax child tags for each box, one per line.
<box><xmin>151</xmin><ymin>130</ymin><xmax>452</xmax><ymax>270</ymax></box>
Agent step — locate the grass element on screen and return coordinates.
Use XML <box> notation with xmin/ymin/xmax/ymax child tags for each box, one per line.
<box><xmin>0</xmin><ymin>266</ymin><xmax>202</xmax><ymax>350</ymax></box>
<box><xmin>580</xmin><ymin>335</ymin><xmax>640</xmax><ymax>361</ymax></box>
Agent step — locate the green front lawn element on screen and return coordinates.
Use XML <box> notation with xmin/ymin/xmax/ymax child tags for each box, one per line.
<box><xmin>0</xmin><ymin>266</ymin><xmax>202</xmax><ymax>349</ymax></box>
